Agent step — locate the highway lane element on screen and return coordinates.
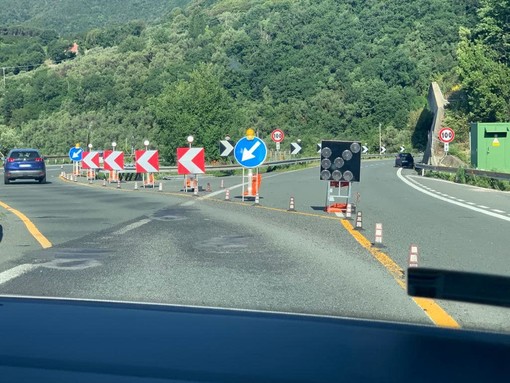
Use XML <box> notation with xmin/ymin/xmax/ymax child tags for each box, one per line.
<box><xmin>0</xmin><ymin>160</ymin><xmax>508</xmax><ymax>332</ymax></box>
<box><xmin>0</xmin><ymin>163</ymin><xmax>434</xmax><ymax>327</ymax></box>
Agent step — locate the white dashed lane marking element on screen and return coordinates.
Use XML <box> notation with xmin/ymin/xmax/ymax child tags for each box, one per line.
<box><xmin>399</xmin><ymin>170</ymin><xmax>510</xmax><ymax>222</ymax></box>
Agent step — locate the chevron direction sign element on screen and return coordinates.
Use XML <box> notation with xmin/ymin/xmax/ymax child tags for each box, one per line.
<box><xmin>135</xmin><ymin>150</ymin><xmax>159</xmax><ymax>173</ymax></box>
<box><xmin>177</xmin><ymin>147</ymin><xmax>205</xmax><ymax>175</ymax></box>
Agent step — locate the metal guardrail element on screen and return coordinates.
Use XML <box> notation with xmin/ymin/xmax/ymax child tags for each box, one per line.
<box><xmin>415</xmin><ymin>164</ymin><xmax>510</xmax><ymax>181</ymax></box>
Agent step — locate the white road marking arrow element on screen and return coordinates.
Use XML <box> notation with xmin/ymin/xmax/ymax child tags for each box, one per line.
<box><xmin>220</xmin><ymin>140</ymin><xmax>234</xmax><ymax>156</ymax></box>
<box><xmin>179</xmin><ymin>148</ymin><xmax>204</xmax><ymax>174</ymax></box>
<box><xmin>242</xmin><ymin>141</ymin><xmax>261</xmax><ymax>161</ymax></box>
<box><xmin>362</xmin><ymin>145</ymin><xmax>369</xmax><ymax>154</ymax></box>
<box><xmin>291</xmin><ymin>143</ymin><xmax>302</xmax><ymax>155</ymax></box>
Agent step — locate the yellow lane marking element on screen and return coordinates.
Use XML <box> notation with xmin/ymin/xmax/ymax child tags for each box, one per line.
<box><xmin>0</xmin><ymin>200</ymin><xmax>52</xmax><ymax>249</ymax></box>
<box><xmin>341</xmin><ymin>219</ymin><xmax>460</xmax><ymax>328</ymax></box>
<box><xmin>412</xmin><ymin>297</ymin><xmax>460</xmax><ymax>328</ymax></box>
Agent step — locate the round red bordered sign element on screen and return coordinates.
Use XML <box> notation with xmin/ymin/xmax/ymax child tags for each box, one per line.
<box><xmin>438</xmin><ymin>127</ymin><xmax>455</xmax><ymax>143</ymax></box>
<box><xmin>271</xmin><ymin>129</ymin><xmax>285</xmax><ymax>143</ymax></box>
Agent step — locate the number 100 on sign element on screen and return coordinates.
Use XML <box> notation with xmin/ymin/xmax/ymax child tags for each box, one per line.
<box><xmin>439</xmin><ymin>128</ymin><xmax>455</xmax><ymax>143</ymax></box>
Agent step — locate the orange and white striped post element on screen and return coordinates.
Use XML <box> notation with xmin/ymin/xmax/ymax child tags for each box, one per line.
<box><xmin>355</xmin><ymin>211</ymin><xmax>363</xmax><ymax>230</ymax></box>
<box><xmin>346</xmin><ymin>203</ymin><xmax>352</xmax><ymax>219</ymax></box>
<box><xmin>288</xmin><ymin>196</ymin><xmax>296</xmax><ymax>212</ymax></box>
<box><xmin>374</xmin><ymin>223</ymin><xmax>383</xmax><ymax>246</ymax></box>
<box><xmin>225</xmin><ymin>189</ymin><xmax>231</xmax><ymax>201</ymax></box>
<box><xmin>408</xmin><ymin>245</ymin><xmax>419</xmax><ymax>268</ymax></box>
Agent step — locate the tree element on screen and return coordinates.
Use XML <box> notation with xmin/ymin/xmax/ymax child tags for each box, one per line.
<box><xmin>150</xmin><ymin>64</ymin><xmax>244</xmax><ymax>163</ymax></box>
<box><xmin>456</xmin><ymin>27</ymin><xmax>510</xmax><ymax>121</ymax></box>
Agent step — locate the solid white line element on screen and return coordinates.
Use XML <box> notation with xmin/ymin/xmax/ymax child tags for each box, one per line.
<box><xmin>398</xmin><ymin>169</ymin><xmax>510</xmax><ymax>223</ymax></box>
<box><xmin>492</xmin><ymin>209</ymin><xmax>505</xmax><ymax>213</ymax></box>
<box><xmin>0</xmin><ymin>264</ymin><xmax>39</xmax><ymax>286</ymax></box>
<box><xmin>112</xmin><ymin>218</ymin><xmax>151</xmax><ymax>235</ymax></box>
<box><xmin>477</xmin><ymin>205</ymin><xmax>489</xmax><ymax>209</ymax></box>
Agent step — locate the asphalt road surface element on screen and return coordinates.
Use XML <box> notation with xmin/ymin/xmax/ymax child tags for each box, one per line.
<box><xmin>0</xmin><ymin>160</ymin><xmax>509</xmax><ymax>332</ymax></box>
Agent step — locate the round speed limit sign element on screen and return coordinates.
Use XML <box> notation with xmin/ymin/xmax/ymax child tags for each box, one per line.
<box><xmin>271</xmin><ymin>129</ymin><xmax>285</xmax><ymax>143</ymax></box>
<box><xmin>438</xmin><ymin>127</ymin><xmax>455</xmax><ymax>143</ymax></box>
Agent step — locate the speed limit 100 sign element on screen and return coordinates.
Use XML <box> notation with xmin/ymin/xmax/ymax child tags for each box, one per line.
<box><xmin>271</xmin><ymin>129</ymin><xmax>285</xmax><ymax>143</ymax></box>
<box><xmin>439</xmin><ymin>127</ymin><xmax>455</xmax><ymax>143</ymax></box>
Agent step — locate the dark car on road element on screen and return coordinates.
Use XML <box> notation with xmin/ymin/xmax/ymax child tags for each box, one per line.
<box><xmin>3</xmin><ymin>148</ymin><xmax>46</xmax><ymax>184</ymax></box>
<box><xmin>395</xmin><ymin>152</ymin><xmax>414</xmax><ymax>168</ymax></box>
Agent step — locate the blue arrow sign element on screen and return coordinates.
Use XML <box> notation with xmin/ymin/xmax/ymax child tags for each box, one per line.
<box><xmin>234</xmin><ymin>137</ymin><xmax>267</xmax><ymax>168</ymax></box>
<box><xmin>69</xmin><ymin>147</ymin><xmax>84</xmax><ymax>161</ymax></box>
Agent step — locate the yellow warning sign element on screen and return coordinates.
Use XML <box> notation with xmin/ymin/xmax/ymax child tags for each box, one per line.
<box><xmin>492</xmin><ymin>137</ymin><xmax>500</xmax><ymax>147</ymax></box>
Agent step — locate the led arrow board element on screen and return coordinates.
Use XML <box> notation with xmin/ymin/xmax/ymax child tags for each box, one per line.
<box><xmin>320</xmin><ymin>141</ymin><xmax>361</xmax><ymax>182</ymax></box>
<box><xmin>234</xmin><ymin>137</ymin><xmax>267</xmax><ymax>168</ymax></box>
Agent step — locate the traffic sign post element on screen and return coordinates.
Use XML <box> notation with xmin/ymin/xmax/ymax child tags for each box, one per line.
<box><xmin>135</xmin><ymin>149</ymin><xmax>159</xmax><ymax>188</ymax></box>
<box><xmin>69</xmin><ymin>145</ymin><xmax>84</xmax><ymax>176</ymax></box>
<box><xmin>439</xmin><ymin>127</ymin><xmax>455</xmax><ymax>143</ymax></box>
<box><xmin>234</xmin><ymin>133</ymin><xmax>267</xmax><ymax>202</ymax></box>
<box><xmin>234</xmin><ymin>136</ymin><xmax>267</xmax><ymax>169</ymax></box>
<box><xmin>271</xmin><ymin>129</ymin><xmax>284</xmax><ymax>161</ymax></box>
<box><xmin>290</xmin><ymin>142</ymin><xmax>302</xmax><ymax>155</ymax></box>
<box><xmin>271</xmin><ymin>129</ymin><xmax>284</xmax><ymax>143</ymax></box>
<box><xmin>219</xmin><ymin>140</ymin><xmax>234</xmax><ymax>157</ymax></box>
<box><xmin>320</xmin><ymin>140</ymin><xmax>362</xmax><ymax>214</ymax></box>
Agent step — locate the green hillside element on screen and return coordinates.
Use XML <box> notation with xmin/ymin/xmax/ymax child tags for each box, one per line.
<box><xmin>1</xmin><ymin>0</ymin><xmax>495</xmax><ymax>162</ymax></box>
<box><xmin>0</xmin><ymin>0</ymin><xmax>191</xmax><ymax>35</ymax></box>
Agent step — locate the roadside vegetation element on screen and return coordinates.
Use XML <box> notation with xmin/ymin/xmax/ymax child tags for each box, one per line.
<box><xmin>0</xmin><ymin>0</ymin><xmax>508</xmax><ymax>166</ymax></box>
<box><xmin>425</xmin><ymin>167</ymin><xmax>510</xmax><ymax>191</ymax></box>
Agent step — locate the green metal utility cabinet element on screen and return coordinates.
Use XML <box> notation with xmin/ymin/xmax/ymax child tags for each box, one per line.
<box><xmin>470</xmin><ymin>122</ymin><xmax>510</xmax><ymax>172</ymax></box>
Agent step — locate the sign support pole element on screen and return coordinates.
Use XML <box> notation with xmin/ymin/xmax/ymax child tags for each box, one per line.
<box><xmin>242</xmin><ymin>169</ymin><xmax>245</xmax><ymax>202</ymax></box>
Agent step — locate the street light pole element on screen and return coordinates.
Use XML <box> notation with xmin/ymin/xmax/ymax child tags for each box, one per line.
<box><xmin>379</xmin><ymin>123</ymin><xmax>382</xmax><ymax>155</ymax></box>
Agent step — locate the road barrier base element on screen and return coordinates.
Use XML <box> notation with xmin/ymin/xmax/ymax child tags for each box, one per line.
<box><xmin>324</xmin><ymin>203</ymin><xmax>347</xmax><ymax>213</ymax></box>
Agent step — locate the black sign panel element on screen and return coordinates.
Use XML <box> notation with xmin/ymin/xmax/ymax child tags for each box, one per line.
<box><xmin>319</xmin><ymin>140</ymin><xmax>361</xmax><ymax>182</ymax></box>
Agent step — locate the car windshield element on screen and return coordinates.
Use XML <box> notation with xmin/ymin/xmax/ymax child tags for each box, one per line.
<box><xmin>10</xmin><ymin>151</ymin><xmax>39</xmax><ymax>160</ymax></box>
<box><xmin>0</xmin><ymin>0</ymin><xmax>509</xmax><ymax>339</ymax></box>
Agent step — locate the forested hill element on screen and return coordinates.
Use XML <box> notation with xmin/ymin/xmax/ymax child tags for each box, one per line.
<box><xmin>0</xmin><ymin>0</ymin><xmax>481</xmax><ymax>161</ymax></box>
<box><xmin>0</xmin><ymin>0</ymin><xmax>191</xmax><ymax>35</ymax></box>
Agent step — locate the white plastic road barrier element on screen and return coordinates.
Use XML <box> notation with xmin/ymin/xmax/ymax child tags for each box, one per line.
<box><xmin>134</xmin><ymin>182</ymin><xmax>138</xmax><ymax>190</ymax></box>
<box><xmin>346</xmin><ymin>203</ymin><xmax>352</xmax><ymax>218</ymax></box>
<box><xmin>375</xmin><ymin>223</ymin><xmax>383</xmax><ymax>246</ymax></box>
<box><xmin>253</xmin><ymin>193</ymin><xmax>260</xmax><ymax>206</ymax></box>
<box><xmin>288</xmin><ymin>196</ymin><xmax>296</xmax><ymax>212</ymax></box>
<box><xmin>355</xmin><ymin>211</ymin><xmax>363</xmax><ymax>230</ymax></box>
<box><xmin>73</xmin><ymin>175</ymin><xmax>77</xmax><ymax>182</ymax></box>
<box><xmin>220</xmin><ymin>179</ymin><xmax>224</xmax><ymax>189</ymax></box>
<box><xmin>193</xmin><ymin>184</ymin><xmax>199</xmax><ymax>196</ymax></box>
<box><xmin>158</xmin><ymin>182</ymin><xmax>163</xmax><ymax>191</ymax></box>
<box><xmin>102</xmin><ymin>179</ymin><xmax>106</xmax><ymax>187</ymax></box>
<box><xmin>225</xmin><ymin>189</ymin><xmax>231</xmax><ymax>201</ymax></box>
<box><xmin>117</xmin><ymin>180</ymin><xmax>121</xmax><ymax>189</ymax></box>
<box><xmin>409</xmin><ymin>245</ymin><xmax>419</xmax><ymax>268</ymax></box>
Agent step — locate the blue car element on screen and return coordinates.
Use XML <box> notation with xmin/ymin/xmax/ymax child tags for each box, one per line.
<box><xmin>3</xmin><ymin>148</ymin><xmax>46</xmax><ymax>184</ymax></box>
